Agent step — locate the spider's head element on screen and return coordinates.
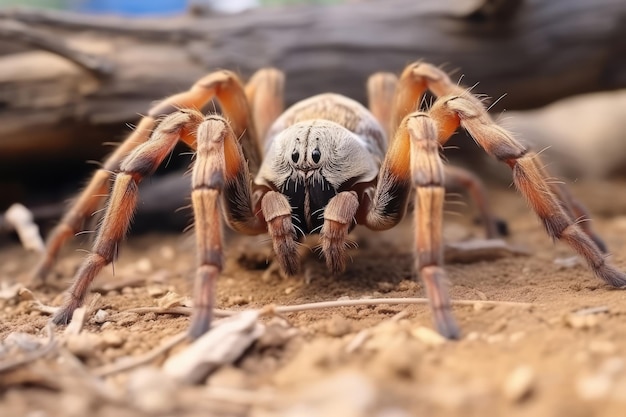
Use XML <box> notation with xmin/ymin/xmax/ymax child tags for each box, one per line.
<box><xmin>257</xmin><ymin>119</ymin><xmax>378</xmax><ymax>193</ymax></box>
<box><xmin>278</xmin><ymin>120</ymin><xmax>347</xmax><ymax>173</ymax></box>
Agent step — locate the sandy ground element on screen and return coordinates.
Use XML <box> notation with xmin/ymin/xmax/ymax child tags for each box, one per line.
<box><xmin>1</xmin><ymin>180</ymin><xmax>626</xmax><ymax>417</ymax></box>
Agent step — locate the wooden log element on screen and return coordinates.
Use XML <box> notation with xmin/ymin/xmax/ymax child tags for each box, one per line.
<box><xmin>0</xmin><ymin>0</ymin><xmax>624</xmax><ymax>208</ymax></box>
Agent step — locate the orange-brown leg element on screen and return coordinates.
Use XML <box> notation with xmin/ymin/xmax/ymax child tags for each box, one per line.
<box><xmin>53</xmin><ymin>110</ymin><xmax>204</xmax><ymax>326</ymax></box>
<box><xmin>363</xmin><ymin>112</ymin><xmax>459</xmax><ymax>339</ymax></box>
<box><xmin>320</xmin><ymin>191</ymin><xmax>360</xmax><ymax>274</ymax></box>
<box><xmin>393</xmin><ymin>62</ymin><xmax>607</xmax><ymax>253</ymax></box>
<box><xmin>245</xmin><ymin>68</ymin><xmax>285</xmax><ymax>142</ymax></box>
<box><xmin>367</xmin><ymin>72</ymin><xmax>399</xmax><ymax>138</ymax></box>
<box><xmin>189</xmin><ymin>115</ymin><xmax>266</xmax><ymax>337</ymax></box>
<box><xmin>32</xmin><ymin>118</ymin><xmax>155</xmax><ymax>282</ymax></box>
<box><xmin>531</xmin><ymin>159</ymin><xmax>607</xmax><ymax>253</ymax></box>
<box><xmin>35</xmin><ymin>70</ymin><xmax>262</xmax><ymax>281</ymax></box>
<box><xmin>444</xmin><ymin>165</ymin><xmax>507</xmax><ymax>238</ymax></box>
<box><xmin>430</xmin><ymin>94</ymin><xmax>626</xmax><ymax>287</ymax></box>
<box><xmin>261</xmin><ymin>191</ymin><xmax>299</xmax><ymax>276</ymax></box>
<box><xmin>371</xmin><ymin>66</ymin><xmax>504</xmax><ymax>239</ymax></box>
<box><xmin>409</xmin><ymin>114</ymin><xmax>459</xmax><ymax>339</ymax></box>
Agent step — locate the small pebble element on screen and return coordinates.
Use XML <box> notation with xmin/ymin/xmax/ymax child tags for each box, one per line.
<box><xmin>465</xmin><ymin>332</ymin><xmax>480</xmax><ymax>342</ymax></box>
<box><xmin>135</xmin><ymin>258</ymin><xmax>153</xmax><ymax>274</ymax></box>
<box><xmin>160</xmin><ymin>246</ymin><xmax>176</xmax><ymax>261</ymax></box>
<box><xmin>226</xmin><ymin>295</ymin><xmax>249</xmax><ymax>306</ymax></box>
<box><xmin>377</xmin><ymin>282</ymin><xmax>394</xmax><ymax>292</ymax></box>
<box><xmin>65</xmin><ymin>333</ymin><xmax>101</xmax><ymax>357</ymax></box>
<box><xmin>147</xmin><ymin>285</ymin><xmax>168</xmax><ymax>298</ymax></box>
<box><xmin>503</xmin><ymin>366</ymin><xmax>535</xmax><ymax>402</ymax></box>
<box><xmin>94</xmin><ymin>309</ymin><xmax>109</xmax><ymax>324</ymax></box>
<box><xmin>101</xmin><ymin>331</ymin><xmax>124</xmax><ymax>348</ymax></box>
<box><xmin>411</xmin><ymin>326</ymin><xmax>446</xmax><ymax>347</ymax></box>
<box><xmin>509</xmin><ymin>332</ymin><xmax>526</xmax><ymax>343</ymax></box>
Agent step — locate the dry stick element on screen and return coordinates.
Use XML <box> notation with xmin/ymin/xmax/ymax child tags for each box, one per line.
<box><xmin>0</xmin><ymin>7</ymin><xmax>197</xmax><ymax>40</ymax></box>
<box><xmin>96</xmin><ymin>298</ymin><xmax>533</xmax><ymax>378</ymax></box>
<box><xmin>92</xmin><ymin>314</ymin><xmax>236</xmax><ymax>378</ymax></box>
<box><xmin>0</xmin><ymin>19</ymin><xmax>114</xmax><ymax>76</ymax></box>
<box><xmin>127</xmin><ymin>297</ymin><xmax>534</xmax><ymax>317</ymax></box>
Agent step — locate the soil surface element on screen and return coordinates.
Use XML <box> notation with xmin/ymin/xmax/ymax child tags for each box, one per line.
<box><xmin>1</xmin><ymin>180</ymin><xmax>626</xmax><ymax>417</ymax></box>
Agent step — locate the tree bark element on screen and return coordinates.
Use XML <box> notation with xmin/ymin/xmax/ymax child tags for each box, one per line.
<box><xmin>0</xmin><ymin>0</ymin><xmax>624</xmax><ymax>206</ymax></box>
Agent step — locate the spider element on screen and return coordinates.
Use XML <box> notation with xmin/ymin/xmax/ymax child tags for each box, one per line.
<box><xmin>36</xmin><ymin>61</ymin><xmax>626</xmax><ymax>340</ymax></box>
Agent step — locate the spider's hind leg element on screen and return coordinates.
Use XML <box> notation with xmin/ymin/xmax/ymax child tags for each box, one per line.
<box><xmin>431</xmin><ymin>94</ymin><xmax>626</xmax><ymax>287</ymax></box>
<box><xmin>245</xmin><ymin>68</ymin><xmax>285</xmax><ymax>141</ymax></box>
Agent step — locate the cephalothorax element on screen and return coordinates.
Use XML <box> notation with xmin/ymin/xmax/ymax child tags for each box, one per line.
<box><xmin>37</xmin><ymin>62</ymin><xmax>626</xmax><ymax>339</ymax></box>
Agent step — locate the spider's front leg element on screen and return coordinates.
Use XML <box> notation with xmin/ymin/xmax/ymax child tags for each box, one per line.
<box><xmin>52</xmin><ymin>110</ymin><xmax>205</xmax><ymax>326</ymax></box>
<box><xmin>34</xmin><ymin>69</ymin><xmax>264</xmax><ymax>282</ymax></box>
<box><xmin>362</xmin><ymin>112</ymin><xmax>460</xmax><ymax>339</ymax></box>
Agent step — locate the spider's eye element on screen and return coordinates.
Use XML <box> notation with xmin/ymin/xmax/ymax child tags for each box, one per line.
<box><xmin>291</xmin><ymin>150</ymin><xmax>300</xmax><ymax>163</ymax></box>
<box><xmin>311</xmin><ymin>148</ymin><xmax>321</xmax><ymax>163</ymax></box>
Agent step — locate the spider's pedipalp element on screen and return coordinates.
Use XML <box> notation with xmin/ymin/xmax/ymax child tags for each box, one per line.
<box><xmin>320</xmin><ymin>191</ymin><xmax>359</xmax><ymax>274</ymax></box>
<box><xmin>261</xmin><ymin>191</ymin><xmax>300</xmax><ymax>275</ymax></box>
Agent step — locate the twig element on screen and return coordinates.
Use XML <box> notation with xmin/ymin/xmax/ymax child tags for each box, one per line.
<box><xmin>92</xmin><ymin>332</ymin><xmax>187</xmax><ymax>377</ymax></box>
<box><xmin>0</xmin><ymin>7</ymin><xmax>198</xmax><ymax>41</ymax></box>
<box><xmin>0</xmin><ymin>18</ymin><xmax>114</xmax><ymax>77</ymax></box>
<box><xmin>3</xmin><ymin>203</ymin><xmax>45</xmax><ymax>252</ymax></box>
<box><xmin>128</xmin><ymin>297</ymin><xmax>533</xmax><ymax>317</ymax></box>
<box><xmin>268</xmin><ymin>297</ymin><xmax>534</xmax><ymax>314</ymax></box>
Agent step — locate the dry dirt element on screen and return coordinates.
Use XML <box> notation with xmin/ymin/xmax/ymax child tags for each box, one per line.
<box><xmin>1</xmin><ymin>180</ymin><xmax>626</xmax><ymax>417</ymax></box>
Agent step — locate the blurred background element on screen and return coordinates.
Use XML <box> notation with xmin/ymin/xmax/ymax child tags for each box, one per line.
<box><xmin>0</xmin><ymin>0</ymin><xmax>624</xmax><ymax>236</ymax></box>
